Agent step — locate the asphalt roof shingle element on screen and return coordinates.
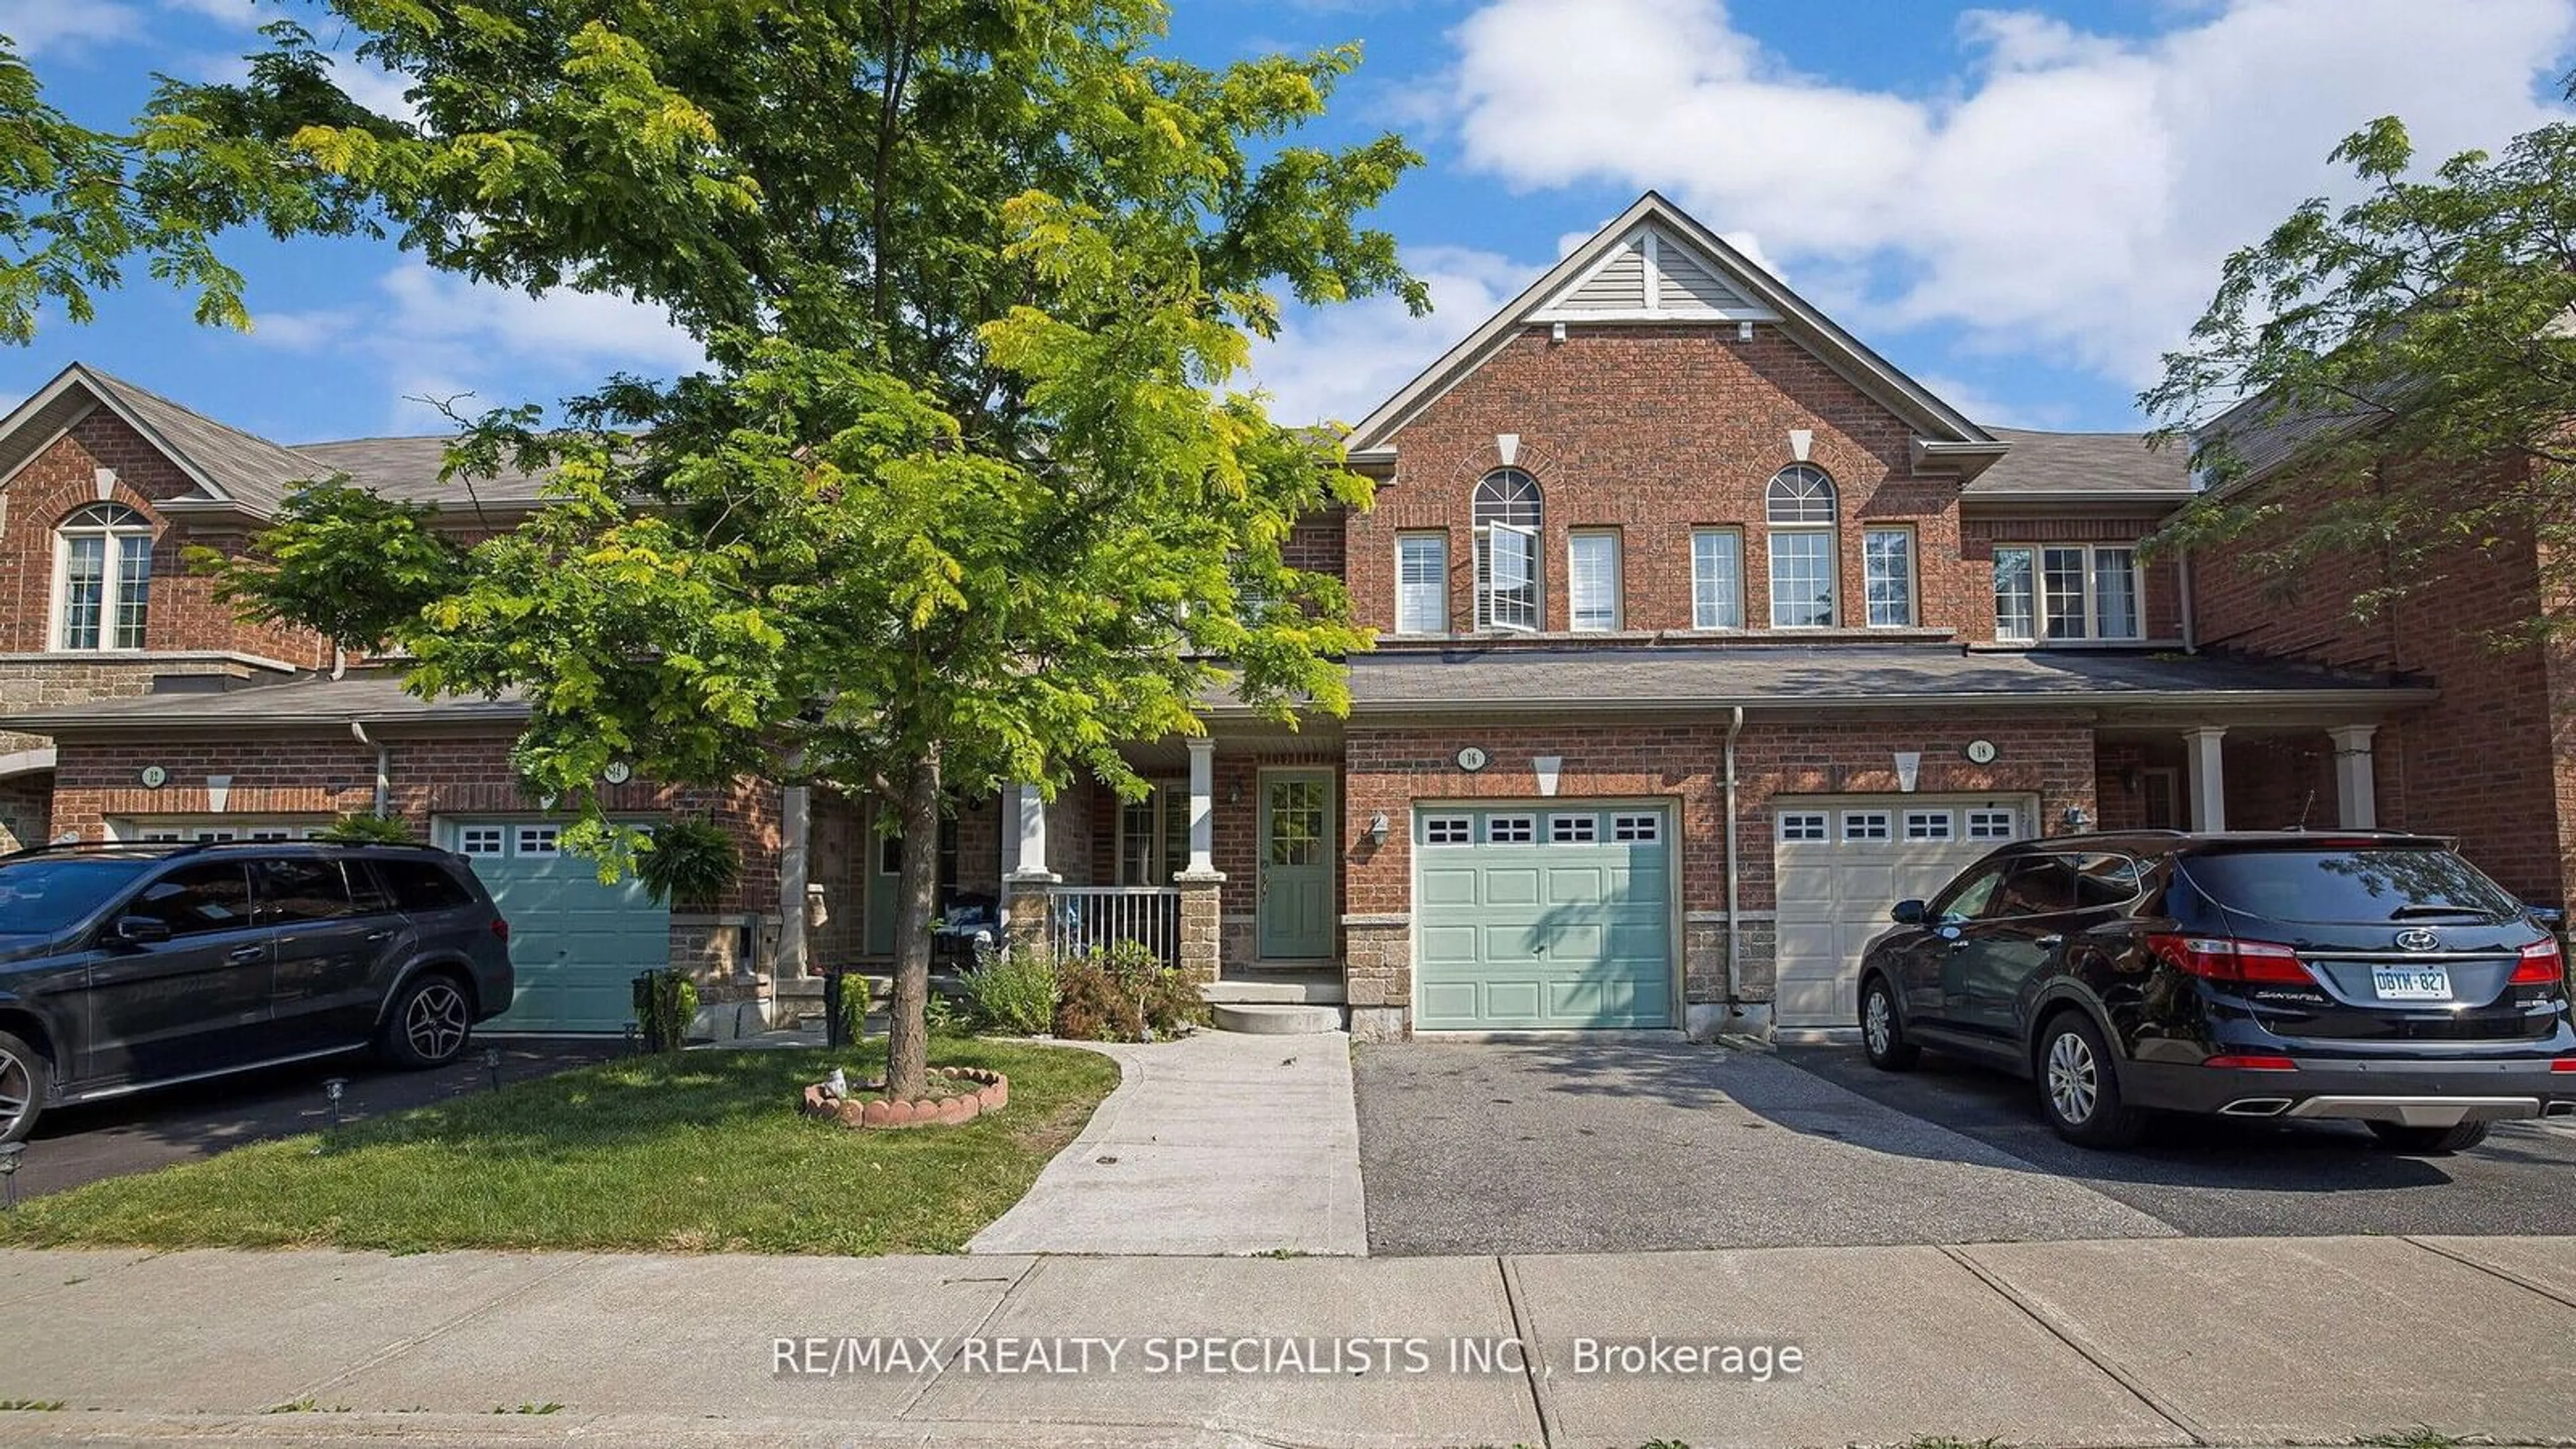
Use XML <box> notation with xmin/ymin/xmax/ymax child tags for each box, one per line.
<box><xmin>1963</xmin><ymin>427</ymin><xmax>2194</xmax><ymax>500</ymax></box>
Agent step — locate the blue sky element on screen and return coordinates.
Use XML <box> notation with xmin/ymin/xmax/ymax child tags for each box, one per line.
<box><xmin>4</xmin><ymin>0</ymin><xmax>2574</xmax><ymax>442</ymax></box>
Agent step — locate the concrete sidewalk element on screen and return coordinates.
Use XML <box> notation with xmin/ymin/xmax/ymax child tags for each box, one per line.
<box><xmin>967</xmin><ymin>1030</ymin><xmax>1367</xmax><ymax>1256</ymax></box>
<box><xmin>4</xmin><ymin>1234</ymin><xmax>2575</xmax><ymax>1446</ymax></box>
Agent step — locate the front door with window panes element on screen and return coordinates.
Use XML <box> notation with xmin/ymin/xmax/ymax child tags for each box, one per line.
<box><xmin>1257</xmin><ymin>772</ymin><xmax>1335</xmax><ymax>958</ymax></box>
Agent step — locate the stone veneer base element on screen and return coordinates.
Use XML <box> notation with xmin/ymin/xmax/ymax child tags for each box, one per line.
<box><xmin>801</xmin><ymin>1067</ymin><xmax>1009</xmax><ymax>1130</ymax></box>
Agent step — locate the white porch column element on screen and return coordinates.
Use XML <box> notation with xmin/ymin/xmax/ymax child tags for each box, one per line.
<box><xmin>1185</xmin><ymin>738</ymin><xmax>1217</xmax><ymax>877</ymax></box>
<box><xmin>2328</xmin><ymin>724</ymin><xmax>2379</xmax><ymax>829</ymax></box>
<box><xmin>1006</xmin><ymin>782</ymin><xmax>1056</xmax><ymax>882</ymax></box>
<box><xmin>2183</xmin><ymin>727</ymin><xmax>2228</xmax><ymax>832</ymax></box>
<box><xmin>775</xmin><ymin>783</ymin><xmax>810</xmax><ymax>979</ymax></box>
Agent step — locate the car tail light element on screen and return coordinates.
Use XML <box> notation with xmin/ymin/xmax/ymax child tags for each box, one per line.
<box><xmin>2144</xmin><ymin>933</ymin><xmax>2313</xmax><ymax>984</ymax></box>
<box><xmin>2203</xmin><ymin>1054</ymin><xmax>2299</xmax><ymax>1071</ymax></box>
<box><xmin>2553</xmin><ymin>1059</ymin><xmax>2576</xmax><ymax>1073</ymax></box>
<box><xmin>2510</xmin><ymin>937</ymin><xmax>2564</xmax><ymax>985</ymax></box>
<box><xmin>490</xmin><ymin>917</ymin><xmax>511</xmax><ymax>943</ymax></box>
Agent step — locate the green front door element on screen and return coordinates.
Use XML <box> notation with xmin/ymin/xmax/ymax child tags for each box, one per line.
<box><xmin>1258</xmin><ymin>771</ymin><xmax>1335</xmax><ymax>959</ymax></box>
<box><xmin>1413</xmin><ymin>804</ymin><xmax>1673</xmax><ymax>1030</ymax></box>
<box><xmin>863</xmin><ymin>816</ymin><xmax>900</xmax><ymax>957</ymax></box>
<box><xmin>450</xmin><ymin>819</ymin><xmax>670</xmax><ymax>1033</ymax></box>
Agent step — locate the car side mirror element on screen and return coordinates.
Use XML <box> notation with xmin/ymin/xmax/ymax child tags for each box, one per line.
<box><xmin>111</xmin><ymin>915</ymin><xmax>172</xmax><ymax>945</ymax></box>
<box><xmin>1890</xmin><ymin>899</ymin><xmax>1928</xmax><ymax>926</ymax></box>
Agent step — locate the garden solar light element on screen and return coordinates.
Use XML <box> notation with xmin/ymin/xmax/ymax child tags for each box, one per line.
<box><xmin>485</xmin><ymin>1047</ymin><xmax>502</xmax><ymax>1092</ymax></box>
<box><xmin>325</xmin><ymin>1077</ymin><xmax>347</xmax><ymax>1132</ymax></box>
<box><xmin>0</xmin><ymin>1142</ymin><xmax>21</xmax><ymax>1211</ymax></box>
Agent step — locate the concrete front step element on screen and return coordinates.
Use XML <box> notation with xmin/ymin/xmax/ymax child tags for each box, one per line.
<box><xmin>1210</xmin><ymin>1001</ymin><xmax>1348</xmax><ymax>1034</ymax></box>
<box><xmin>1204</xmin><ymin>972</ymin><xmax>1346</xmax><ymax>1005</ymax></box>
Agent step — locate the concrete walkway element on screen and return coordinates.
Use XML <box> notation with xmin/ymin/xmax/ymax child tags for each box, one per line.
<box><xmin>4</xmin><ymin>1235</ymin><xmax>2576</xmax><ymax>1446</ymax></box>
<box><xmin>967</xmin><ymin>1030</ymin><xmax>1367</xmax><ymax>1257</ymax></box>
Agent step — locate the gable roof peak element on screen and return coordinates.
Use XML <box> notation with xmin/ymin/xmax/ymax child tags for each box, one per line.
<box><xmin>1344</xmin><ymin>191</ymin><xmax>1998</xmax><ymax>473</ymax></box>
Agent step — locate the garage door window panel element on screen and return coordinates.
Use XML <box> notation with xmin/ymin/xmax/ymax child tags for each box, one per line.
<box><xmin>1613</xmin><ymin>813</ymin><xmax>1660</xmax><ymax>843</ymax></box>
<box><xmin>1968</xmin><ymin>808</ymin><xmax>2017</xmax><ymax>841</ymax></box>
<box><xmin>1903</xmin><ymin>809</ymin><xmax>1954</xmax><ymax>841</ymax></box>
<box><xmin>1550</xmin><ymin>814</ymin><xmax>1599</xmax><ymax>844</ymax></box>
<box><xmin>516</xmin><ymin>826</ymin><xmax>562</xmax><ymax>857</ymax></box>
<box><xmin>1779</xmin><ymin>812</ymin><xmax>1828</xmax><ymax>843</ymax></box>
<box><xmin>1421</xmin><ymin>814</ymin><xmax>1472</xmax><ymax>847</ymax></box>
<box><xmin>1841</xmin><ymin>810</ymin><xmax>1892</xmax><ymax>842</ymax></box>
<box><xmin>1487</xmin><ymin>814</ymin><xmax>1535</xmax><ymax>845</ymax></box>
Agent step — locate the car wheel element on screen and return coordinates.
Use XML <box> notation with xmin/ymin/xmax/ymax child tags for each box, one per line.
<box><xmin>380</xmin><ymin>973</ymin><xmax>474</xmax><ymax>1069</ymax></box>
<box><xmin>2034</xmin><ymin>1012</ymin><xmax>2147</xmax><ymax>1148</ymax></box>
<box><xmin>2366</xmin><ymin>1120</ymin><xmax>2491</xmax><ymax>1155</ymax></box>
<box><xmin>1860</xmin><ymin>976</ymin><xmax>1920</xmax><ymax>1071</ymax></box>
<box><xmin>0</xmin><ymin>1030</ymin><xmax>48</xmax><ymax>1145</ymax></box>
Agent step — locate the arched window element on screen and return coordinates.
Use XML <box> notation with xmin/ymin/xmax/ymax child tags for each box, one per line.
<box><xmin>1473</xmin><ymin>468</ymin><xmax>1542</xmax><ymax>631</ymax></box>
<box><xmin>1765</xmin><ymin>464</ymin><xmax>1837</xmax><ymax>628</ymax></box>
<box><xmin>56</xmin><ymin>502</ymin><xmax>153</xmax><ymax>650</ymax></box>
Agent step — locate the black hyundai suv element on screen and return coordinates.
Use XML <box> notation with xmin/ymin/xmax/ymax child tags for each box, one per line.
<box><xmin>0</xmin><ymin>841</ymin><xmax>516</xmax><ymax>1143</ymax></box>
<box><xmin>1856</xmin><ymin>830</ymin><xmax>2574</xmax><ymax>1152</ymax></box>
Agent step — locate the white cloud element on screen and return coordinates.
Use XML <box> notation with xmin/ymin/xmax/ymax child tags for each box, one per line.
<box><xmin>1243</xmin><ymin>244</ymin><xmax>1538</xmax><ymax>428</ymax></box>
<box><xmin>256</xmin><ymin>263</ymin><xmax>705</xmax><ymax>433</ymax></box>
<box><xmin>159</xmin><ymin>0</ymin><xmax>258</xmax><ymax>24</ymax></box>
<box><xmin>0</xmin><ymin>0</ymin><xmax>145</xmax><ymax>56</ymax></box>
<box><xmin>1442</xmin><ymin>0</ymin><xmax>2576</xmax><ymax>394</ymax></box>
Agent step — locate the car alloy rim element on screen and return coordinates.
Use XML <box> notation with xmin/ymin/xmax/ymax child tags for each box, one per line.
<box><xmin>1864</xmin><ymin>990</ymin><xmax>1892</xmax><ymax>1056</ymax></box>
<box><xmin>0</xmin><ymin>1045</ymin><xmax>28</xmax><ymax>1135</ymax></box>
<box><xmin>406</xmin><ymin>983</ymin><xmax>470</xmax><ymax>1060</ymax></box>
<box><xmin>2046</xmin><ymin>1030</ymin><xmax>2098</xmax><ymax>1124</ymax></box>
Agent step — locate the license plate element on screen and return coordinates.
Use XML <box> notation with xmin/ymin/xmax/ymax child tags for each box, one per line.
<box><xmin>2372</xmin><ymin>966</ymin><xmax>2453</xmax><ymax>1001</ymax></box>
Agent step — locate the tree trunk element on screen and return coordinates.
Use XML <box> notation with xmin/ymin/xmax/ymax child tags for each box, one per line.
<box><xmin>885</xmin><ymin>742</ymin><xmax>942</xmax><ymax>1099</ymax></box>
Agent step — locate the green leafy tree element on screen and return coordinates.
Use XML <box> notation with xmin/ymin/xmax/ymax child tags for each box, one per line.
<box><xmin>2143</xmin><ymin>98</ymin><xmax>2576</xmax><ymax>634</ymax></box>
<box><xmin>0</xmin><ymin>33</ymin><xmax>262</xmax><ymax>341</ymax></box>
<box><xmin>178</xmin><ymin>2</ymin><xmax>1421</xmax><ymax>1097</ymax></box>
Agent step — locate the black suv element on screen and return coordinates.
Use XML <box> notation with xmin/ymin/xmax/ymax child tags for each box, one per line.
<box><xmin>0</xmin><ymin>841</ymin><xmax>515</xmax><ymax>1143</ymax></box>
<box><xmin>1857</xmin><ymin>830</ymin><xmax>2574</xmax><ymax>1152</ymax></box>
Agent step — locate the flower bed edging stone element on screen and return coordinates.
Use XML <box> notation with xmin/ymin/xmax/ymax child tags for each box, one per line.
<box><xmin>800</xmin><ymin>1067</ymin><xmax>1010</xmax><ymax>1130</ymax></box>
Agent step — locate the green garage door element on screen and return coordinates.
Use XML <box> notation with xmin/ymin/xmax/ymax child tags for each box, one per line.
<box><xmin>1413</xmin><ymin>804</ymin><xmax>1673</xmax><ymax>1030</ymax></box>
<box><xmin>447</xmin><ymin>818</ymin><xmax>671</xmax><ymax>1032</ymax></box>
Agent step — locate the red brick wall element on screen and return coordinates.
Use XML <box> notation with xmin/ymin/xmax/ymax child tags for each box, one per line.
<box><xmin>0</xmin><ymin>411</ymin><xmax>329</xmax><ymax>665</ymax></box>
<box><xmin>1342</xmin><ymin>714</ymin><xmax>2097</xmax><ymax>916</ymax></box>
<box><xmin>1352</xmin><ymin>326</ymin><xmax>1972</xmax><ymax>638</ymax></box>
<box><xmin>48</xmin><ymin>733</ymin><xmax>783</xmax><ymax>914</ymax></box>
<box><xmin>2193</xmin><ymin>458</ymin><xmax>2565</xmax><ymax>903</ymax></box>
<box><xmin>1283</xmin><ymin>506</ymin><xmax>1346</xmax><ymax>582</ymax></box>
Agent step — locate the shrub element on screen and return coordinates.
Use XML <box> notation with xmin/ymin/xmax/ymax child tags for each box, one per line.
<box><xmin>631</xmin><ymin>968</ymin><xmax>699</xmax><ymax>1053</ymax></box>
<box><xmin>965</xmin><ymin>946</ymin><xmax>1057</xmax><ymax>1036</ymax></box>
<box><xmin>314</xmin><ymin>813</ymin><xmax>415</xmax><ymax>844</ymax></box>
<box><xmin>1050</xmin><ymin>942</ymin><xmax>1206</xmax><ymax>1042</ymax></box>
<box><xmin>1053</xmin><ymin>953</ymin><xmax>1142</xmax><ymax>1042</ymax></box>
<box><xmin>637</xmin><ymin>816</ymin><xmax>741</xmax><ymax>908</ymax></box>
<box><xmin>828</xmin><ymin>971</ymin><xmax>871</xmax><ymax>1046</ymax></box>
<box><xmin>924</xmin><ymin>990</ymin><xmax>972</xmax><ymax>1039</ymax></box>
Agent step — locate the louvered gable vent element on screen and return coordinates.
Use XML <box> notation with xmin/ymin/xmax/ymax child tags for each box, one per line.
<box><xmin>1556</xmin><ymin>238</ymin><xmax>1649</xmax><ymax>311</ymax></box>
<box><xmin>1532</xmin><ymin>225</ymin><xmax>1776</xmax><ymax>323</ymax></box>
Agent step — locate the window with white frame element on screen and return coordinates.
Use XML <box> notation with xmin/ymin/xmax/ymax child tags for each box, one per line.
<box><xmin>1863</xmin><ymin>527</ymin><xmax>1914</xmax><ymax>627</ymax></box>
<box><xmin>1612</xmin><ymin>813</ymin><xmax>1661</xmax><ymax>843</ymax></box>
<box><xmin>1999</xmin><ymin>544</ymin><xmax>2145</xmax><ymax>643</ymax></box>
<box><xmin>515</xmin><ymin>825</ymin><xmax>562</xmax><ymax>856</ymax></box>
<box><xmin>1472</xmin><ymin>469</ymin><xmax>1542</xmax><ymax>631</ymax></box>
<box><xmin>1691</xmin><ymin>528</ymin><xmax>1743</xmax><ymax>629</ymax></box>
<box><xmin>1567</xmin><ymin>530</ymin><xmax>1621</xmax><ymax>631</ymax></box>
<box><xmin>460</xmin><ymin>826</ymin><xmax>505</xmax><ymax>857</ymax></box>
<box><xmin>1903</xmin><ymin>809</ymin><xmax>1954</xmax><ymax>841</ymax></box>
<box><xmin>1422</xmin><ymin>814</ymin><xmax>1472</xmax><ymax>847</ymax></box>
<box><xmin>1486</xmin><ymin>814</ymin><xmax>1536</xmax><ymax>845</ymax></box>
<box><xmin>1766</xmin><ymin>464</ymin><xmax>1837</xmax><ymax>627</ymax></box>
<box><xmin>1550</xmin><ymin>813</ymin><xmax>1599</xmax><ymax>843</ymax></box>
<box><xmin>1841</xmin><ymin>810</ymin><xmax>1892</xmax><ymax>841</ymax></box>
<box><xmin>1993</xmin><ymin>547</ymin><xmax>2037</xmax><ymax>642</ymax></box>
<box><xmin>56</xmin><ymin>503</ymin><xmax>152</xmax><ymax>651</ymax></box>
<box><xmin>1968</xmin><ymin>808</ymin><xmax>2018</xmax><ymax>841</ymax></box>
<box><xmin>1778</xmin><ymin>811</ymin><xmax>1829</xmax><ymax>842</ymax></box>
<box><xmin>1116</xmin><ymin>784</ymin><xmax>1190</xmax><ymax>885</ymax></box>
<box><xmin>1395</xmin><ymin>533</ymin><xmax>1448</xmax><ymax>635</ymax></box>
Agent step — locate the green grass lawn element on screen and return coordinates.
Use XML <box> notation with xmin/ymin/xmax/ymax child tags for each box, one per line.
<box><xmin>0</xmin><ymin>1039</ymin><xmax>1120</xmax><ymax>1256</ymax></box>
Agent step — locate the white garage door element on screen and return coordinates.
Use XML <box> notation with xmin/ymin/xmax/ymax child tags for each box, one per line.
<box><xmin>1772</xmin><ymin>796</ymin><xmax>2032</xmax><ymax>1028</ymax></box>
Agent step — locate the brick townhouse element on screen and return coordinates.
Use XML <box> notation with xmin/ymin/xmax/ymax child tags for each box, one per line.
<box><xmin>0</xmin><ymin>191</ymin><xmax>2557</xmax><ymax>1042</ymax></box>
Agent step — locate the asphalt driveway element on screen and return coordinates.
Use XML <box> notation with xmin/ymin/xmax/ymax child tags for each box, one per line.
<box><xmin>1353</xmin><ymin>1038</ymin><xmax>2576</xmax><ymax>1256</ymax></box>
<box><xmin>9</xmin><ymin>1036</ymin><xmax>621</xmax><ymax>1201</ymax></box>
